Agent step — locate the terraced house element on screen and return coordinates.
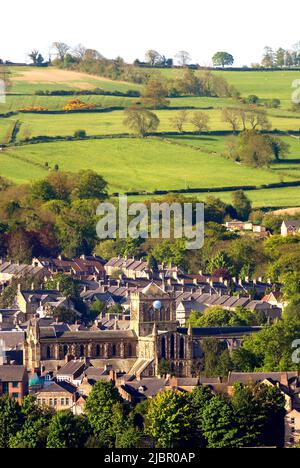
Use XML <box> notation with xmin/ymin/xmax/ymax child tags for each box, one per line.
<box><xmin>0</xmin><ymin>365</ymin><xmax>28</xmax><ymax>404</ymax></box>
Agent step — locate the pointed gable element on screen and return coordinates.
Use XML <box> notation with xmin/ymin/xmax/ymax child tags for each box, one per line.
<box><xmin>142</xmin><ymin>282</ymin><xmax>167</xmax><ymax>297</ymax></box>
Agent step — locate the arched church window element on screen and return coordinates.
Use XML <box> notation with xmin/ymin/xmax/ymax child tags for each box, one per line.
<box><xmin>170</xmin><ymin>334</ymin><xmax>175</xmax><ymax>359</ymax></box>
<box><xmin>63</xmin><ymin>345</ymin><xmax>68</xmax><ymax>357</ymax></box>
<box><xmin>96</xmin><ymin>344</ymin><xmax>101</xmax><ymax>357</ymax></box>
<box><xmin>80</xmin><ymin>345</ymin><xmax>85</xmax><ymax>357</ymax></box>
<box><xmin>112</xmin><ymin>344</ymin><xmax>116</xmax><ymax>357</ymax></box>
<box><xmin>47</xmin><ymin>346</ymin><xmax>51</xmax><ymax>359</ymax></box>
<box><xmin>146</xmin><ymin>308</ymin><xmax>154</xmax><ymax>321</ymax></box>
<box><xmin>179</xmin><ymin>362</ymin><xmax>184</xmax><ymax>377</ymax></box>
<box><xmin>161</xmin><ymin>337</ymin><xmax>166</xmax><ymax>359</ymax></box>
<box><xmin>179</xmin><ymin>337</ymin><xmax>185</xmax><ymax>359</ymax></box>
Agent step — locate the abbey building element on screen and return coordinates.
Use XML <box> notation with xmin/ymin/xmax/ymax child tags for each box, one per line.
<box><xmin>24</xmin><ymin>283</ymin><xmax>259</xmax><ymax>378</ymax></box>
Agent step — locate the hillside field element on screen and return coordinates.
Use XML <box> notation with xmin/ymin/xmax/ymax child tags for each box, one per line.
<box><xmin>0</xmin><ymin>66</ymin><xmax>300</xmax><ymax>209</ymax></box>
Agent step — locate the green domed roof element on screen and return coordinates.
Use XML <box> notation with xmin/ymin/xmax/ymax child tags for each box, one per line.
<box><xmin>29</xmin><ymin>375</ymin><xmax>43</xmax><ymax>386</ymax></box>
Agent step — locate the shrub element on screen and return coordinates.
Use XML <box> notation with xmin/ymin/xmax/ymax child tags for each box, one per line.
<box><xmin>18</xmin><ymin>106</ymin><xmax>48</xmax><ymax>112</ymax></box>
<box><xmin>265</xmin><ymin>98</ymin><xmax>281</xmax><ymax>109</ymax></box>
<box><xmin>247</xmin><ymin>95</ymin><xmax>259</xmax><ymax>105</ymax></box>
<box><xmin>74</xmin><ymin>129</ymin><xmax>87</xmax><ymax>138</ymax></box>
<box><xmin>63</xmin><ymin>99</ymin><xmax>96</xmax><ymax>111</ymax></box>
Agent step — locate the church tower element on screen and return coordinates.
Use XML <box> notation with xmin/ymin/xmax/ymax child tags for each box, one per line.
<box><xmin>130</xmin><ymin>283</ymin><xmax>193</xmax><ymax>378</ymax></box>
<box><xmin>130</xmin><ymin>282</ymin><xmax>178</xmax><ymax>338</ymax></box>
<box><xmin>23</xmin><ymin>318</ymin><xmax>41</xmax><ymax>372</ymax></box>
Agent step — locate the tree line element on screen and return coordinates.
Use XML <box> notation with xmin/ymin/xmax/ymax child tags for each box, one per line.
<box><xmin>5</xmin><ymin>41</ymin><xmax>300</xmax><ymax>71</ymax></box>
<box><xmin>135</xmin><ymin>50</ymin><xmax>234</xmax><ymax>68</ymax></box>
<box><xmin>0</xmin><ymin>379</ymin><xmax>285</xmax><ymax>448</ymax></box>
<box><xmin>260</xmin><ymin>44</ymin><xmax>300</xmax><ymax>68</ymax></box>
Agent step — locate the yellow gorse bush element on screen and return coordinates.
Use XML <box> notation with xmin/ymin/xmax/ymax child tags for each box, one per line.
<box><xmin>63</xmin><ymin>99</ymin><xmax>96</xmax><ymax>111</ymax></box>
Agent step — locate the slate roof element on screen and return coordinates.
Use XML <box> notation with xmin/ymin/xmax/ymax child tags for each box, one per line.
<box><xmin>34</xmin><ymin>256</ymin><xmax>105</xmax><ymax>275</ymax></box>
<box><xmin>40</xmin><ymin>328</ymin><xmax>136</xmax><ymax>341</ymax></box>
<box><xmin>0</xmin><ymin>331</ymin><xmax>25</xmax><ymax>349</ymax></box>
<box><xmin>122</xmin><ymin>378</ymin><xmax>168</xmax><ymax>398</ymax></box>
<box><xmin>81</xmin><ymin>367</ymin><xmax>105</xmax><ymax>380</ymax></box>
<box><xmin>0</xmin><ymin>262</ymin><xmax>46</xmax><ymax>278</ymax></box>
<box><xmin>36</xmin><ymin>381</ymin><xmax>77</xmax><ymax>394</ymax></box>
<box><xmin>168</xmin><ymin>378</ymin><xmax>199</xmax><ymax>387</ymax></box>
<box><xmin>105</xmin><ymin>257</ymin><xmax>148</xmax><ymax>273</ymax></box>
<box><xmin>178</xmin><ymin>326</ymin><xmax>262</xmax><ymax>336</ymax></box>
<box><xmin>283</xmin><ymin>220</ymin><xmax>300</xmax><ymax>229</ymax></box>
<box><xmin>176</xmin><ymin>290</ymin><xmax>281</xmax><ymax>313</ymax></box>
<box><xmin>56</xmin><ymin>360</ymin><xmax>86</xmax><ymax>376</ymax></box>
<box><xmin>20</xmin><ymin>290</ymin><xmax>64</xmax><ymax>304</ymax></box>
<box><xmin>228</xmin><ymin>372</ymin><xmax>299</xmax><ymax>386</ymax></box>
<box><xmin>0</xmin><ymin>365</ymin><xmax>26</xmax><ymax>382</ymax></box>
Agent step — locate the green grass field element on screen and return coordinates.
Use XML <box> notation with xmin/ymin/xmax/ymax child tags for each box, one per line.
<box><xmin>152</xmin><ymin>68</ymin><xmax>300</xmax><ymax>108</ymax></box>
<box><xmin>1</xmin><ymin>108</ymin><xmax>300</xmax><ymax>142</ymax></box>
<box><xmin>164</xmin><ymin>134</ymin><xmax>300</xmax><ymax>184</ymax></box>
<box><xmin>0</xmin><ymin>138</ymin><xmax>294</xmax><ymax>191</ymax></box>
<box><xmin>129</xmin><ymin>186</ymin><xmax>300</xmax><ymax>209</ymax></box>
<box><xmin>2</xmin><ymin>94</ymin><xmax>138</xmax><ymax>112</ymax></box>
<box><xmin>0</xmin><ymin>66</ymin><xmax>300</xmax><ymax>209</ymax></box>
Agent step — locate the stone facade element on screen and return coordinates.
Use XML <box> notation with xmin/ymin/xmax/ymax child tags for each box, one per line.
<box><xmin>285</xmin><ymin>409</ymin><xmax>300</xmax><ymax>447</ymax></box>
<box><xmin>24</xmin><ymin>282</ymin><xmax>259</xmax><ymax>377</ymax></box>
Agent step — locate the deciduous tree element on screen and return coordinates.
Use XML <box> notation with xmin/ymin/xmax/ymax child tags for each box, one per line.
<box><xmin>212</xmin><ymin>52</ymin><xmax>234</xmax><ymax>68</ymax></box>
<box><xmin>190</xmin><ymin>111</ymin><xmax>210</xmax><ymax>133</ymax></box>
<box><xmin>175</xmin><ymin>51</ymin><xmax>191</xmax><ymax>66</ymax></box>
<box><xmin>46</xmin><ymin>411</ymin><xmax>90</xmax><ymax>448</ymax></box>
<box><xmin>145</xmin><ymin>50</ymin><xmax>162</xmax><ymax>67</ymax></box>
<box><xmin>123</xmin><ymin>107</ymin><xmax>160</xmax><ymax>137</ymax></box>
<box><xmin>0</xmin><ymin>396</ymin><xmax>22</xmax><ymax>448</ymax></box>
<box><xmin>146</xmin><ymin>390</ymin><xmax>191</xmax><ymax>448</ymax></box>
<box><xmin>232</xmin><ymin>190</ymin><xmax>252</xmax><ymax>221</ymax></box>
<box><xmin>85</xmin><ymin>381</ymin><xmax>123</xmax><ymax>442</ymax></box>
<box><xmin>169</xmin><ymin>110</ymin><xmax>188</xmax><ymax>132</ymax></box>
<box><xmin>141</xmin><ymin>79</ymin><xmax>169</xmax><ymax>109</ymax></box>
<box><xmin>52</xmin><ymin>42</ymin><xmax>70</xmax><ymax>62</ymax></box>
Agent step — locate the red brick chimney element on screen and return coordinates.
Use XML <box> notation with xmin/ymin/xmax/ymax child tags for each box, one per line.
<box><xmin>280</xmin><ymin>372</ymin><xmax>289</xmax><ymax>387</ymax></box>
<box><xmin>109</xmin><ymin>370</ymin><xmax>116</xmax><ymax>382</ymax></box>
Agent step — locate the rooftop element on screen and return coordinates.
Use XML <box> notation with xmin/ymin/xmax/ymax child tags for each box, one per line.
<box><xmin>56</xmin><ymin>359</ymin><xmax>86</xmax><ymax>376</ymax></box>
<box><xmin>178</xmin><ymin>326</ymin><xmax>262</xmax><ymax>336</ymax></box>
<box><xmin>36</xmin><ymin>381</ymin><xmax>77</xmax><ymax>394</ymax></box>
<box><xmin>0</xmin><ymin>365</ymin><xmax>26</xmax><ymax>382</ymax></box>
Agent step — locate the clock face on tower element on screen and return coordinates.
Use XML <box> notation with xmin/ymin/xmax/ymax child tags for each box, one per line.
<box><xmin>153</xmin><ymin>300</ymin><xmax>162</xmax><ymax>310</ymax></box>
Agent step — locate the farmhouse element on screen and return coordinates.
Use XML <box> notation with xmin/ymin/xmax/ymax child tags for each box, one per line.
<box><xmin>281</xmin><ymin>220</ymin><xmax>300</xmax><ymax>236</ymax></box>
